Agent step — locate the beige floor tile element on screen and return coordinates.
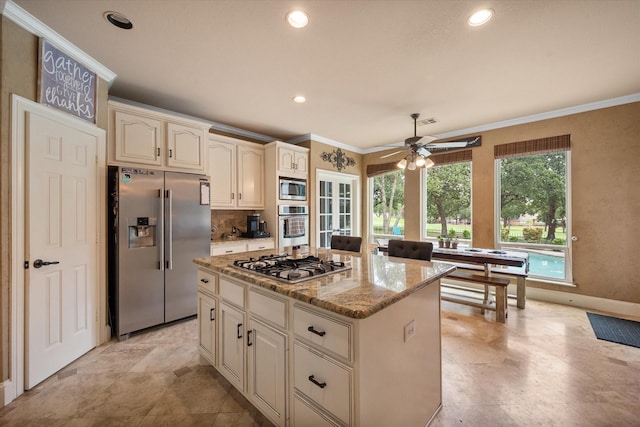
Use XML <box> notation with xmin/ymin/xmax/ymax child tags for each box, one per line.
<box><xmin>1</xmin><ymin>302</ymin><xmax>639</xmax><ymax>426</ymax></box>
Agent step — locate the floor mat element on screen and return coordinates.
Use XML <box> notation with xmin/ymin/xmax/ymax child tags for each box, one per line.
<box><xmin>586</xmin><ymin>312</ymin><xmax>640</xmax><ymax>348</ymax></box>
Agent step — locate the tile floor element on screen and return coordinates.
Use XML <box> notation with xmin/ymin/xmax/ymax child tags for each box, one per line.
<box><xmin>1</xmin><ymin>298</ymin><xmax>639</xmax><ymax>426</ymax></box>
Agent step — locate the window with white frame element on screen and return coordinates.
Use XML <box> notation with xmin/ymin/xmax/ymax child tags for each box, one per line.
<box><xmin>495</xmin><ymin>135</ymin><xmax>572</xmax><ymax>282</ymax></box>
<box><xmin>370</xmin><ymin>169</ymin><xmax>405</xmax><ymax>243</ymax></box>
<box><xmin>422</xmin><ymin>150</ymin><xmax>472</xmax><ymax>248</ymax></box>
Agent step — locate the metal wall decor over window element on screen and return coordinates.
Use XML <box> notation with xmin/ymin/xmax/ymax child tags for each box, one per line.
<box><xmin>321</xmin><ymin>148</ymin><xmax>356</xmax><ymax>171</ymax></box>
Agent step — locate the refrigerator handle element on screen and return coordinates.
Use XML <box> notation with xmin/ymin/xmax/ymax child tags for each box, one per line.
<box><xmin>159</xmin><ymin>189</ymin><xmax>165</xmax><ymax>271</ymax></box>
<box><xmin>167</xmin><ymin>189</ymin><xmax>174</xmax><ymax>270</ymax></box>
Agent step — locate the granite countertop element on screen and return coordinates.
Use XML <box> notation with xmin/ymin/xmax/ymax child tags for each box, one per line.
<box><xmin>210</xmin><ymin>236</ymin><xmax>274</xmax><ymax>245</ymax></box>
<box><xmin>193</xmin><ymin>247</ymin><xmax>455</xmax><ymax>319</ymax></box>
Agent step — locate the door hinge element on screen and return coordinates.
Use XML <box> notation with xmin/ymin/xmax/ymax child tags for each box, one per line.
<box><xmin>24</xmin><ymin>260</ymin><xmax>29</xmax><ymax>269</ymax></box>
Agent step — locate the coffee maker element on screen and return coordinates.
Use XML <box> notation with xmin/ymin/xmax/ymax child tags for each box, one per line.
<box><xmin>242</xmin><ymin>214</ymin><xmax>270</xmax><ymax>238</ymax></box>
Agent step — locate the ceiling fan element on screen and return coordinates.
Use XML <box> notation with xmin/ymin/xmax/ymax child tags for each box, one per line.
<box><xmin>380</xmin><ymin>113</ymin><xmax>478</xmax><ymax>169</ymax></box>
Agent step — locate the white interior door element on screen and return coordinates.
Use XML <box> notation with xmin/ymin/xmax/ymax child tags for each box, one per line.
<box><xmin>317</xmin><ymin>172</ymin><xmax>359</xmax><ymax>248</ymax></box>
<box><xmin>25</xmin><ymin>110</ymin><xmax>98</xmax><ymax>389</ymax></box>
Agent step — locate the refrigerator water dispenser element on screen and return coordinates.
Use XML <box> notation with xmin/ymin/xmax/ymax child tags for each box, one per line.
<box><xmin>128</xmin><ymin>217</ymin><xmax>156</xmax><ymax>248</ymax></box>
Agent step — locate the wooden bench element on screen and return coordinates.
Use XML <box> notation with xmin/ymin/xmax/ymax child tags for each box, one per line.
<box><xmin>443</xmin><ymin>261</ymin><xmax>528</xmax><ymax>309</ymax></box>
<box><xmin>442</xmin><ymin>271</ymin><xmax>511</xmax><ymax>322</ymax></box>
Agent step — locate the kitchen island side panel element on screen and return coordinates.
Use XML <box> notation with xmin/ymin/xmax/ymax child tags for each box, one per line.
<box><xmin>355</xmin><ymin>280</ymin><xmax>442</xmax><ymax>426</ymax></box>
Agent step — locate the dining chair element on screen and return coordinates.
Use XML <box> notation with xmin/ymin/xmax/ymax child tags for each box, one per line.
<box><xmin>330</xmin><ymin>235</ymin><xmax>362</xmax><ymax>253</ymax></box>
<box><xmin>387</xmin><ymin>239</ymin><xmax>433</xmax><ymax>261</ymax></box>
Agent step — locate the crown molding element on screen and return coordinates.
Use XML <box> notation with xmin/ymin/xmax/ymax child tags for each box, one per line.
<box><xmin>428</xmin><ymin>93</ymin><xmax>640</xmax><ymax>142</ymax></box>
<box><xmin>287</xmin><ymin>133</ymin><xmax>366</xmax><ymax>154</ymax></box>
<box><xmin>2</xmin><ymin>0</ymin><xmax>117</xmax><ymax>85</ymax></box>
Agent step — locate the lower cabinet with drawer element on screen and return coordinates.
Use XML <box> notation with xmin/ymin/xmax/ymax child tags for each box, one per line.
<box><xmin>197</xmin><ymin>267</ymin><xmax>442</xmax><ymax>426</ymax></box>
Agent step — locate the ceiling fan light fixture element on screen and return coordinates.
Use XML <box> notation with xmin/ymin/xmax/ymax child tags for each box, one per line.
<box><xmin>397</xmin><ymin>158</ymin><xmax>407</xmax><ymax>169</ymax></box>
<box><xmin>424</xmin><ymin>158</ymin><xmax>435</xmax><ymax>169</ymax></box>
<box><xmin>415</xmin><ymin>156</ymin><xmax>426</xmax><ymax>167</ymax></box>
<box><xmin>468</xmin><ymin>9</ymin><xmax>494</xmax><ymax>26</ymax></box>
<box><xmin>286</xmin><ymin>10</ymin><xmax>309</xmax><ymax>28</ymax></box>
<box><xmin>407</xmin><ymin>160</ymin><xmax>417</xmax><ymax>171</ymax></box>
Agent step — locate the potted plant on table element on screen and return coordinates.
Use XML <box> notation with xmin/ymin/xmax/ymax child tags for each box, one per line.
<box><xmin>444</xmin><ymin>237</ymin><xmax>451</xmax><ymax>248</ymax></box>
<box><xmin>451</xmin><ymin>238</ymin><xmax>458</xmax><ymax>250</ymax></box>
<box><xmin>438</xmin><ymin>236</ymin><xmax>444</xmax><ymax>248</ymax></box>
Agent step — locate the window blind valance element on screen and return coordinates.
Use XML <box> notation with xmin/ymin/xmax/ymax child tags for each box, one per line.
<box><xmin>494</xmin><ymin>134</ymin><xmax>571</xmax><ymax>159</ymax></box>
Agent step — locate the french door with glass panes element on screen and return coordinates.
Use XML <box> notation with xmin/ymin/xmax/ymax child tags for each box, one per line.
<box><xmin>318</xmin><ymin>173</ymin><xmax>358</xmax><ymax>248</ymax></box>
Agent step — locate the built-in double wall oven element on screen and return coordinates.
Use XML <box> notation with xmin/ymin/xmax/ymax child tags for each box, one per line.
<box><xmin>278</xmin><ymin>205</ymin><xmax>308</xmax><ymax>248</ymax></box>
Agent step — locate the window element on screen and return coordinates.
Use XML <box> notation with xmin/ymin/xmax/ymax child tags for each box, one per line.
<box><xmin>370</xmin><ymin>169</ymin><xmax>405</xmax><ymax>242</ymax></box>
<box><xmin>495</xmin><ymin>135</ymin><xmax>572</xmax><ymax>282</ymax></box>
<box><xmin>423</xmin><ymin>151</ymin><xmax>472</xmax><ymax>248</ymax></box>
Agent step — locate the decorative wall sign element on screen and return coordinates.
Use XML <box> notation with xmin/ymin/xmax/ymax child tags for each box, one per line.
<box><xmin>321</xmin><ymin>148</ymin><xmax>356</xmax><ymax>171</ymax></box>
<box><xmin>38</xmin><ymin>39</ymin><xmax>97</xmax><ymax>123</ymax></box>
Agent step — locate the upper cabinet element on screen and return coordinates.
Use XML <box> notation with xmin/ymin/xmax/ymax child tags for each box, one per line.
<box><xmin>207</xmin><ymin>135</ymin><xmax>264</xmax><ymax>209</ymax></box>
<box><xmin>277</xmin><ymin>143</ymin><xmax>308</xmax><ymax>178</ymax></box>
<box><xmin>109</xmin><ymin>100</ymin><xmax>207</xmax><ymax>172</ymax></box>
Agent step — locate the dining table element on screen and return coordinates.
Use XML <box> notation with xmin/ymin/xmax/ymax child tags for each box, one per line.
<box><xmin>430</xmin><ymin>247</ymin><xmax>529</xmax><ymax>308</ymax></box>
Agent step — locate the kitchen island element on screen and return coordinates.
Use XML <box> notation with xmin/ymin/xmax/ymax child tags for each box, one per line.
<box><xmin>193</xmin><ymin>248</ymin><xmax>455</xmax><ymax>427</ymax></box>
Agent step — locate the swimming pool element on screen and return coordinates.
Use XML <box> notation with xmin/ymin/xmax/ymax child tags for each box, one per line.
<box><xmin>528</xmin><ymin>252</ymin><xmax>565</xmax><ymax>279</ymax></box>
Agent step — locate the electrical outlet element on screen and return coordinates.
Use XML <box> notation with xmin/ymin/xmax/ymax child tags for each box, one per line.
<box><xmin>404</xmin><ymin>320</ymin><xmax>416</xmax><ymax>342</ymax></box>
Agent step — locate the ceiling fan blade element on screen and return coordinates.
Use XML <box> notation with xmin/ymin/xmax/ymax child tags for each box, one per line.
<box><xmin>380</xmin><ymin>149</ymin><xmax>407</xmax><ymax>159</ymax></box>
<box><xmin>425</xmin><ymin>141</ymin><xmax>469</xmax><ymax>149</ymax></box>
<box><xmin>404</xmin><ymin>136</ymin><xmax>423</xmax><ymax>145</ymax></box>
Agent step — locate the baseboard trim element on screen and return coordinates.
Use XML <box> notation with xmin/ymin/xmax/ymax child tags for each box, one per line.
<box><xmin>2</xmin><ymin>379</ymin><xmax>14</xmax><ymax>406</ymax></box>
<box><xmin>526</xmin><ymin>287</ymin><xmax>640</xmax><ymax>318</ymax></box>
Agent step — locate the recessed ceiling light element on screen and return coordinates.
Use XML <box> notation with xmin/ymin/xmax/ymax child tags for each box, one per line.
<box><xmin>104</xmin><ymin>11</ymin><xmax>133</xmax><ymax>30</ymax></box>
<box><xmin>468</xmin><ymin>9</ymin><xmax>493</xmax><ymax>26</ymax></box>
<box><xmin>286</xmin><ymin>10</ymin><xmax>309</xmax><ymax>28</ymax></box>
<box><xmin>292</xmin><ymin>95</ymin><xmax>306</xmax><ymax>103</ymax></box>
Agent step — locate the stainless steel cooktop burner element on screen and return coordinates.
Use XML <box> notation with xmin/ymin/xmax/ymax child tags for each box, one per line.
<box><xmin>230</xmin><ymin>254</ymin><xmax>351</xmax><ymax>283</ymax></box>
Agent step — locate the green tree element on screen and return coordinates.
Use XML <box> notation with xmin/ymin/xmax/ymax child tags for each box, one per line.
<box><xmin>500</xmin><ymin>153</ymin><xmax>566</xmax><ymax>242</ymax></box>
<box><xmin>426</xmin><ymin>162</ymin><xmax>471</xmax><ymax>236</ymax></box>
<box><xmin>372</xmin><ymin>170</ymin><xmax>404</xmax><ymax>234</ymax></box>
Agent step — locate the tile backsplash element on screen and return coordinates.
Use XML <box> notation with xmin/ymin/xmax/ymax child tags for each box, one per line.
<box><xmin>210</xmin><ymin>210</ymin><xmax>259</xmax><ymax>238</ymax></box>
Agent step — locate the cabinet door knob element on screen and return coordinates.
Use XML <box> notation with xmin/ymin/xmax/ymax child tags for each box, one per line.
<box><xmin>200</xmin><ymin>278</ymin><xmax>209</xmax><ymax>283</ymax></box>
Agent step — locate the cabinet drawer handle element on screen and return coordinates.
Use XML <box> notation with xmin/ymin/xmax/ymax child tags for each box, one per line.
<box><xmin>307</xmin><ymin>326</ymin><xmax>326</xmax><ymax>337</ymax></box>
<box><xmin>237</xmin><ymin>323</ymin><xmax>243</xmax><ymax>339</ymax></box>
<box><xmin>210</xmin><ymin>308</ymin><xmax>215</xmax><ymax>321</ymax></box>
<box><xmin>169</xmin><ymin>149</ymin><xmax>173</xmax><ymax>158</ymax></box>
<box><xmin>200</xmin><ymin>278</ymin><xmax>209</xmax><ymax>284</ymax></box>
<box><xmin>308</xmin><ymin>375</ymin><xmax>326</xmax><ymax>389</ymax></box>
<box><xmin>247</xmin><ymin>330</ymin><xmax>253</xmax><ymax>347</ymax></box>
<box><xmin>225</xmin><ymin>250</ymin><xmax>233</xmax><ymax>253</ymax></box>
<box><xmin>156</xmin><ymin>147</ymin><xmax>160</xmax><ymax>157</ymax></box>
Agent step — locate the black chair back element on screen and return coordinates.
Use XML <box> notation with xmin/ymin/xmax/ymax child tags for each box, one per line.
<box><xmin>387</xmin><ymin>239</ymin><xmax>433</xmax><ymax>261</ymax></box>
<box><xmin>330</xmin><ymin>235</ymin><xmax>362</xmax><ymax>253</ymax></box>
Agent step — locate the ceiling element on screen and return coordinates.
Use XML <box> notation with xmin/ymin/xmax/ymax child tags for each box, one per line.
<box><xmin>10</xmin><ymin>0</ymin><xmax>640</xmax><ymax>151</ymax></box>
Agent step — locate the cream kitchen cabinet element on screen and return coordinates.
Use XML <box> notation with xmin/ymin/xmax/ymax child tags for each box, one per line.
<box><xmin>219</xmin><ymin>300</ymin><xmax>245</xmax><ymax>391</ymax></box>
<box><xmin>277</xmin><ymin>143</ymin><xmax>308</xmax><ymax>178</ymax></box>
<box><xmin>210</xmin><ymin>238</ymin><xmax>275</xmax><ymax>256</ymax></box>
<box><xmin>109</xmin><ymin>99</ymin><xmax>206</xmax><ymax>172</ymax></box>
<box><xmin>247</xmin><ymin>317</ymin><xmax>287</xmax><ymax>426</ymax></box>
<box><xmin>197</xmin><ymin>291</ymin><xmax>217</xmax><ymax>366</ymax></box>
<box><xmin>207</xmin><ymin>135</ymin><xmax>264</xmax><ymax>209</ymax></box>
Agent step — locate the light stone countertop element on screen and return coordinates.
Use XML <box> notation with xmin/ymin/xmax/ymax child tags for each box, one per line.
<box><xmin>193</xmin><ymin>247</ymin><xmax>455</xmax><ymax>319</ymax></box>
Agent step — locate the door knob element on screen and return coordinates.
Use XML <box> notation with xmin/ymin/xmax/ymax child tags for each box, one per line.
<box><xmin>33</xmin><ymin>259</ymin><xmax>60</xmax><ymax>269</ymax></box>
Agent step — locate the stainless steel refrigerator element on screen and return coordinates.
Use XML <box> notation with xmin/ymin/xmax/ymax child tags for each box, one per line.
<box><xmin>108</xmin><ymin>166</ymin><xmax>210</xmax><ymax>340</ymax></box>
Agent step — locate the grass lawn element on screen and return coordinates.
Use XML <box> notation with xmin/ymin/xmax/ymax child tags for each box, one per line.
<box><xmin>372</xmin><ymin>216</ymin><xmax>567</xmax><ymax>242</ymax></box>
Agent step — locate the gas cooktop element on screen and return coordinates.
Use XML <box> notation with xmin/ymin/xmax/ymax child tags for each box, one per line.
<box><xmin>230</xmin><ymin>254</ymin><xmax>351</xmax><ymax>284</ymax></box>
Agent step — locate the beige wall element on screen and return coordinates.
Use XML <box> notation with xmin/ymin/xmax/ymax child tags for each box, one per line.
<box><xmin>362</xmin><ymin>102</ymin><xmax>640</xmax><ymax>304</ymax></box>
<box><xmin>0</xmin><ymin>18</ymin><xmax>109</xmax><ymax>387</ymax></box>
